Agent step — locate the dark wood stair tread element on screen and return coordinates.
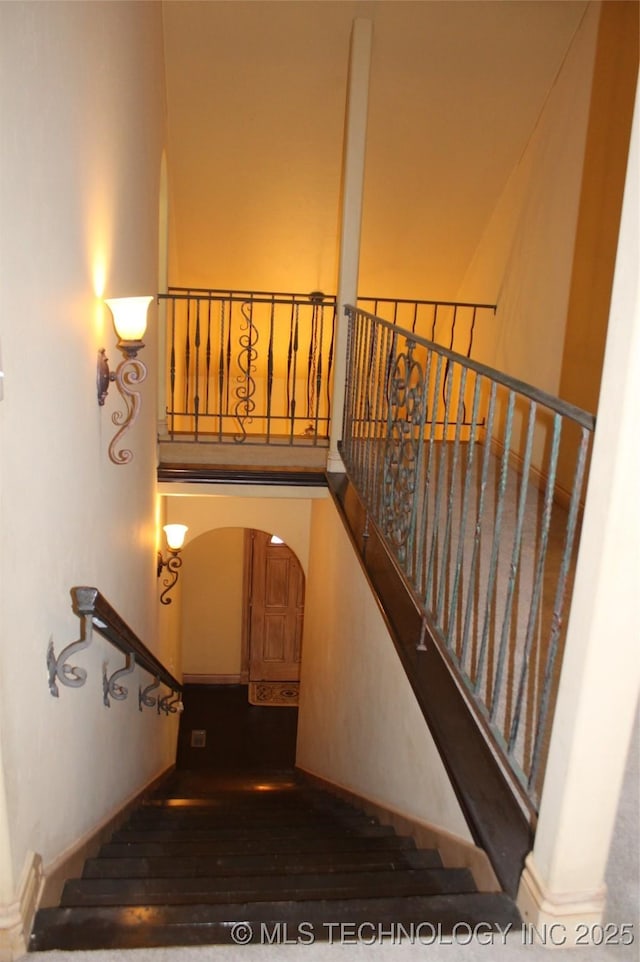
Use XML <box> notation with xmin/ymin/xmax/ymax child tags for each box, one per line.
<box><xmin>61</xmin><ymin>866</ymin><xmax>477</xmax><ymax>906</ymax></box>
<box><xmin>31</xmin><ymin>894</ymin><xmax>522</xmax><ymax>950</ymax></box>
<box><xmin>98</xmin><ymin>834</ymin><xmax>417</xmax><ymax>858</ymax></box>
<box><xmin>83</xmin><ymin>848</ymin><xmax>442</xmax><ymax>878</ymax></box>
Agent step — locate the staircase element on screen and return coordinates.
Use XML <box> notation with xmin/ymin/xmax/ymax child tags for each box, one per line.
<box><xmin>30</xmin><ymin>770</ymin><xmax>520</xmax><ymax>950</ymax></box>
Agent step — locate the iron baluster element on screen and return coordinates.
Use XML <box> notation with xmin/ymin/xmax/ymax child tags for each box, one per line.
<box><xmin>446</xmin><ymin>372</ymin><xmax>483</xmax><ymax>655</ymax></box>
<box><xmin>266</xmin><ymin>298</ymin><xmax>275</xmax><ymax>443</ymax></box>
<box><xmin>473</xmin><ymin>389</ymin><xmax>516</xmax><ymax>701</ymax></box>
<box><xmin>435</xmin><ymin>365</ymin><xmax>468</xmax><ymax>625</ymax></box>
<box><xmin>527</xmin><ymin>425</ymin><xmax>591</xmax><ymax>795</ymax></box>
<box><xmin>194</xmin><ymin>299</ymin><xmax>201</xmax><ymax>439</ymax></box>
<box><xmin>459</xmin><ymin>381</ymin><xmax>498</xmax><ymax>672</ymax></box>
<box><xmin>490</xmin><ymin>400</ymin><xmax>538</xmax><ymax>725</ymax></box>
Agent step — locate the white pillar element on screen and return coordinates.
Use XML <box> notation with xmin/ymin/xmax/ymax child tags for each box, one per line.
<box><xmin>157</xmin><ymin>150</ymin><xmax>169</xmax><ymax>438</ymax></box>
<box><xmin>327</xmin><ymin>18</ymin><xmax>373</xmax><ymax>473</ymax></box>
<box><xmin>517</xmin><ymin>70</ymin><xmax>640</xmax><ymax>938</ymax></box>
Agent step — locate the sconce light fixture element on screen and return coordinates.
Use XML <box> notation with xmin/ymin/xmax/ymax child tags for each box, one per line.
<box><xmin>97</xmin><ymin>295</ymin><xmax>153</xmax><ymax>465</ymax></box>
<box><xmin>157</xmin><ymin>523</ymin><xmax>188</xmax><ymax>605</ymax></box>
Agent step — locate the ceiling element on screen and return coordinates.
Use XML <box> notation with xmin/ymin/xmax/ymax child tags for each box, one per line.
<box><xmin>162</xmin><ymin>0</ymin><xmax>589</xmax><ymax>297</ymax></box>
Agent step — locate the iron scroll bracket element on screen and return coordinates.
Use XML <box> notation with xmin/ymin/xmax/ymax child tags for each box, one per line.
<box><xmin>46</xmin><ymin>587</ymin><xmax>99</xmax><ymax>697</ymax></box>
<box><xmin>102</xmin><ymin>652</ymin><xmax>135</xmax><ymax>708</ymax></box>
<box><xmin>139</xmin><ymin>676</ymin><xmax>160</xmax><ymax>711</ymax></box>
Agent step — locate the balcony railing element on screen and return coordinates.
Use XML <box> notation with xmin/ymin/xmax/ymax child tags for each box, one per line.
<box><xmin>341</xmin><ymin>305</ymin><xmax>595</xmax><ymax>812</ymax></box>
<box><xmin>160</xmin><ymin>288</ymin><xmax>337</xmax><ymax>446</ymax></box>
<box><xmin>159</xmin><ymin>288</ymin><xmax>496</xmax><ymax>449</ymax></box>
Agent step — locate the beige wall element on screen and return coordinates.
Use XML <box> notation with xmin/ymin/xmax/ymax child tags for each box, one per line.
<box><xmin>181</xmin><ymin>528</ymin><xmax>246</xmax><ymax>677</ymax></box>
<box><xmin>163</xmin><ymin>492</ymin><xmax>317</xmax><ymax>576</ymax></box>
<box><xmin>457</xmin><ymin>2</ymin><xmax>600</xmax><ymax>396</ymax></box>
<box><xmin>297</xmin><ymin>498</ymin><xmax>472</xmax><ymax>841</ymax></box>
<box><xmin>0</xmin><ymin>0</ymin><xmax>177</xmax><ymax>919</ymax></box>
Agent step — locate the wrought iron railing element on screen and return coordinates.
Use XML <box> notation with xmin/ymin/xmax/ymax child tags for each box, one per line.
<box><xmin>356</xmin><ymin>296</ymin><xmax>496</xmax><ymax>359</ymax></box>
<box><xmin>160</xmin><ymin>288</ymin><xmax>336</xmax><ymax>445</ymax></box>
<box><xmin>341</xmin><ymin>306</ymin><xmax>595</xmax><ymax>812</ymax></box>
<box><xmin>159</xmin><ymin>288</ymin><xmax>496</xmax><ymax>447</ymax></box>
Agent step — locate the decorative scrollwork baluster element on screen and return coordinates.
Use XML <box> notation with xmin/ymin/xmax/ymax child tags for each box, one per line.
<box><xmin>382</xmin><ymin>339</ymin><xmax>425</xmax><ymax>564</ymax></box>
<box><xmin>102</xmin><ymin>652</ymin><xmax>135</xmax><ymax>708</ymax></box>
<box><xmin>159</xmin><ymin>554</ymin><xmax>183</xmax><ymax>606</ymax></box>
<box><xmin>233</xmin><ymin>300</ymin><xmax>258</xmax><ymax>442</ymax></box>
<box><xmin>109</xmin><ymin>358</ymin><xmax>148</xmax><ymax>465</ymax></box>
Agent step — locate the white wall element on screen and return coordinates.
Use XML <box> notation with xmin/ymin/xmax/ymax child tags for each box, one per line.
<box><xmin>0</xmin><ymin>0</ymin><xmax>176</xmax><ymax>914</ymax></box>
<box><xmin>297</xmin><ymin>498</ymin><xmax>472</xmax><ymax>842</ymax></box>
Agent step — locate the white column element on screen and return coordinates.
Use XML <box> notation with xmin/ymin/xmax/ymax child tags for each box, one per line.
<box><xmin>157</xmin><ymin>150</ymin><xmax>169</xmax><ymax>437</ymax></box>
<box><xmin>517</xmin><ymin>70</ymin><xmax>640</xmax><ymax>938</ymax></box>
<box><xmin>327</xmin><ymin>18</ymin><xmax>373</xmax><ymax>473</ymax></box>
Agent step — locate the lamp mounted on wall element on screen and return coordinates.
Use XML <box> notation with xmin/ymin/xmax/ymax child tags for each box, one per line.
<box><xmin>97</xmin><ymin>295</ymin><xmax>153</xmax><ymax>465</ymax></box>
<box><xmin>157</xmin><ymin>523</ymin><xmax>188</xmax><ymax>605</ymax></box>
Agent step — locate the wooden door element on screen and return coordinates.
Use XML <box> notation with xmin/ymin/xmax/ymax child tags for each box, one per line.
<box><xmin>247</xmin><ymin>530</ymin><xmax>304</xmax><ymax>682</ymax></box>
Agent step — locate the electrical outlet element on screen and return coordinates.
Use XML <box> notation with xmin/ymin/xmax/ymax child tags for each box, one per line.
<box><xmin>190</xmin><ymin>729</ymin><xmax>206</xmax><ymax>748</ymax></box>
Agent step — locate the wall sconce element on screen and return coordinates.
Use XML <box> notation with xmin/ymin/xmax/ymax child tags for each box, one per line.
<box><xmin>157</xmin><ymin>523</ymin><xmax>188</xmax><ymax>605</ymax></box>
<box><xmin>97</xmin><ymin>296</ymin><xmax>153</xmax><ymax>465</ymax></box>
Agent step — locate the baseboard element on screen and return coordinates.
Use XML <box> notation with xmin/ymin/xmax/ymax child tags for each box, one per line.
<box><xmin>183</xmin><ymin>673</ymin><xmax>248</xmax><ymax>685</ymax></box>
<box><xmin>517</xmin><ymin>853</ymin><xmax>607</xmax><ymax>942</ymax></box>
<box><xmin>38</xmin><ymin>764</ymin><xmax>174</xmax><ymax>909</ymax></box>
<box><xmin>0</xmin><ymin>851</ymin><xmax>43</xmax><ymax>961</ymax></box>
<box><xmin>297</xmin><ymin>765</ymin><xmax>501</xmax><ymax>894</ymax></box>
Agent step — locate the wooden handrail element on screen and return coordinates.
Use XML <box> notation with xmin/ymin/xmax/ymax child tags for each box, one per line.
<box><xmin>47</xmin><ymin>586</ymin><xmax>181</xmax><ymax>706</ymax></box>
<box><xmin>72</xmin><ymin>586</ymin><xmax>182</xmax><ymax>692</ymax></box>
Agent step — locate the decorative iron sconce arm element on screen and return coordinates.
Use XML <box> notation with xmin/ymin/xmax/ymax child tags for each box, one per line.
<box><xmin>97</xmin><ymin>296</ymin><xmax>152</xmax><ymax>466</ymax></box>
<box><xmin>157</xmin><ymin>551</ymin><xmax>183</xmax><ymax>605</ymax></box>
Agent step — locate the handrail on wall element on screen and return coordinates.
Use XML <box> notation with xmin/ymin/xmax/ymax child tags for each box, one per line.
<box><xmin>47</xmin><ymin>586</ymin><xmax>182</xmax><ymax>712</ymax></box>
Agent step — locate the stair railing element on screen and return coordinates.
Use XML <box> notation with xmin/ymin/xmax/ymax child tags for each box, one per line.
<box><xmin>341</xmin><ymin>305</ymin><xmax>595</xmax><ymax>812</ymax></box>
<box><xmin>47</xmin><ymin>587</ymin><xmax>182</xmax><ymax>712</ymax></box>
<box><xmin>159</xmin><ymin>288</ymin><xmax>496</xmax><ymax>450</ymax></box>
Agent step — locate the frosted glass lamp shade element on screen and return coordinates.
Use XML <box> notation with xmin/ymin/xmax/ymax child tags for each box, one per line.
<box><xmin>163</xmin><ymin>524</ymin><xmax>188</xmax><ymax>551</ymax></box>
<box><xmin>105</xmin><ymin>296</ymin><xmax>152</xmax><ymax>342</ymax></box>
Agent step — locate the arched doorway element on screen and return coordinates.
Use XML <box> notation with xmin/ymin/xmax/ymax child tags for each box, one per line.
<box><xmin>176</xmin><ymin>526</ymin><xmax>304</xmax><ymax>771</ymax></box>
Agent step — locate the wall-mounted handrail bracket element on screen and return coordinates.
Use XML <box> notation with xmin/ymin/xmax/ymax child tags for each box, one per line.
<box><xmin>46</xmin><ymin>615</ymin><xmax>93</xmax><ymax>698</ymax></box>
<box><xmin>139</xmin><ymin>676</ymin><xmax>160</xmax><ymax>711</ymax></box>
<box><xmin>48</xmin><ymin>587</ymin><xmax>182</xmax><ymax>711</ymax></box>
<box><xmin>158</xmin><ymin>689</ymin><xmax>182</xmax><ymax>715</ymax></box>
<box><xmin>102</xmin><ymin>652</ymin><xmax>135</xmax><ymax>708</ymax></box>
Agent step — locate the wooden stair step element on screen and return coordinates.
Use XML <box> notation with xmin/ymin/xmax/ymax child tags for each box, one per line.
<box><xmin>30</xmin><ymin>893</ymin><xmax>522</xmax><ymax>951</ymax></box>
<box><xmin>113</xmin><ymin>820</ymin><xmax>392</xmax><ymax>842</ymax></box>
<box><xmin>98</xmin><ymin>834</ymin><xmax>416</xmax><ymax>858</ymax></box>
<box><xmin>82</xmin><ymin>848</ymin><xmax>442</xmax><ymax>879</ymax></box>
<box><xmin>127</xmin><ymin>810</ymin><xmax>376</xmax><ymax>830</ymax></box>
<box><xmin>60</xmin><ymin>867</ymin><xmax>477</xmax><ymax>907</ymax></box>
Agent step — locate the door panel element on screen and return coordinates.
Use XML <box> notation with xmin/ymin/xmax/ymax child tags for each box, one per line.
<box><xmin>248</xmin><ymin>530</ymin><xmax>305</xmax><ymax>682</ymax></box>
